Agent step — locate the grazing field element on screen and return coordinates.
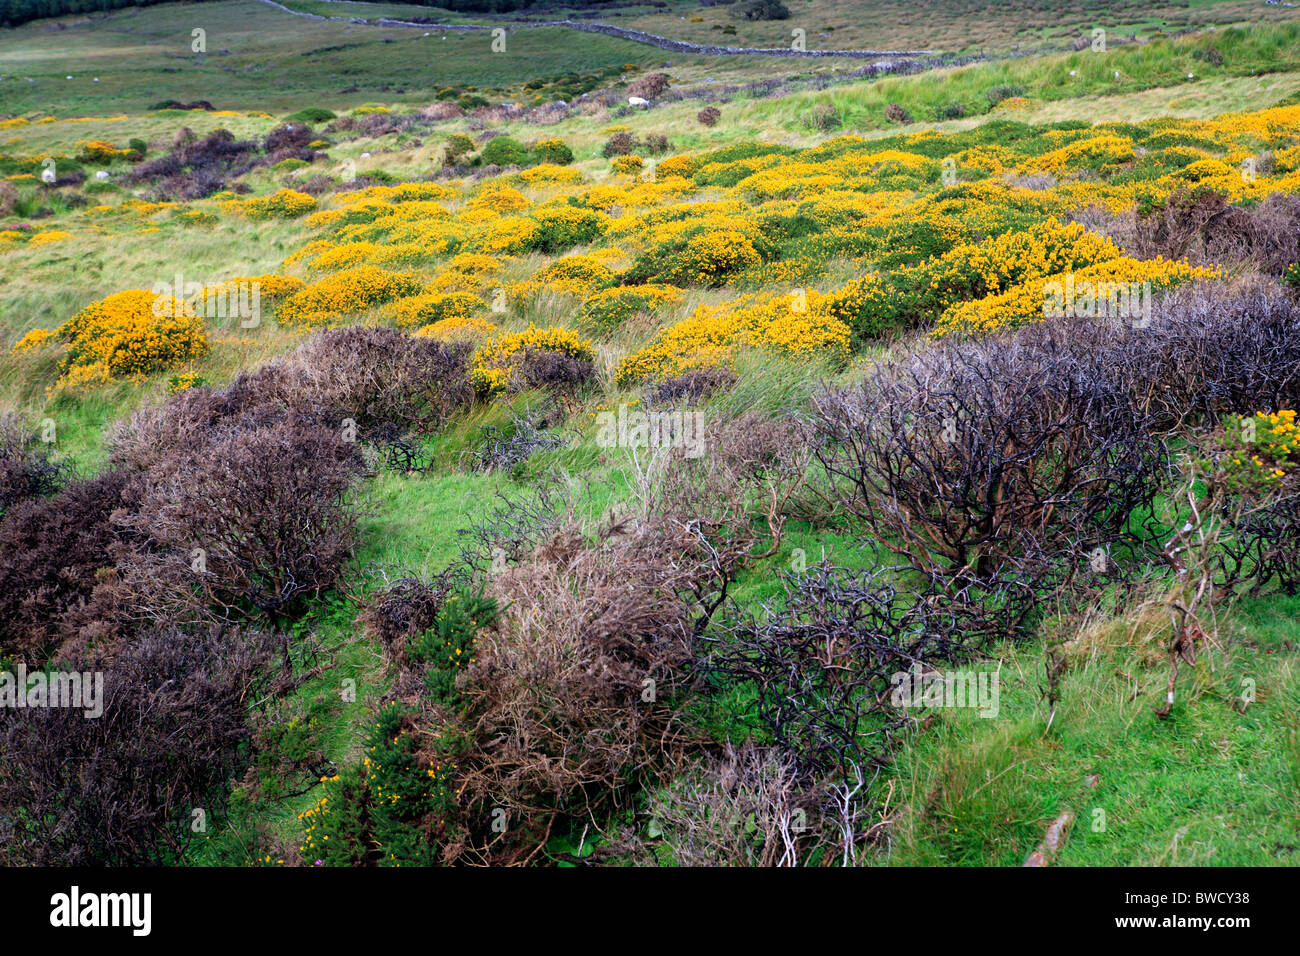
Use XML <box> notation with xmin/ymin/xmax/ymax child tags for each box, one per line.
<box><xmin>2</xmin><ymin>0</ymin><xmax>1300</xmax><ymax>871</ymax></box>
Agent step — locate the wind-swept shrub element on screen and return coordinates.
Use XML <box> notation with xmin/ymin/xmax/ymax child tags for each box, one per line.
<box><xmin>1132</xmin><ymin>188</ymin><xmax>1300</xmax><ymax>275</ymax></box>
<box><xmin>117</xmin><ymin>416</ymin><xmax>366</xmax><ymax>622</ymax></box>
<box><xmin>812</xmin><ymin>323</ymin><xmax>1169</xmax><ymax>605</ymax></box>
<box><xmin>0</xmin><ymin>625</ymin><xmax>273</xmax><ymax>865</ymax></box>
<box><xmin>446</xmin><ymin>416</ymin><xmax>810</xmax><ymax>862</ymax></box>
<box><xmin>0</xmin><ymin>469</ymin><xmax>140</xmax><ymax>662</ymax></box>
<box><xmin>0</xmin><ymin>414</ymin><xmax>66</xmax><ymax>518</ymax></box>
<box><xmin>1103</xmin><ymin>278</ymin><xmax>1300</xmax><ymax>433</ymax></box>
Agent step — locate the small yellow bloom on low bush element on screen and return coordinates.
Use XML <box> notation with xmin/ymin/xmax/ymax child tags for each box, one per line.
<box><xmin>469</xmin><ymin>324</ymin><xmax>594</xmax><ymax>396</ymax></box>
<box><xmin>167</xmin><ymin>371</ymin><xmax>206</xmax><ymax>393</ymax></box>
<box><xmin>1219</xmin><ymin>409</ymin><xmax>1300</xmax><ymax>492</ymax></box>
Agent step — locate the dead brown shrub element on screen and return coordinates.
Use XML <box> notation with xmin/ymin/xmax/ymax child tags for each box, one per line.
<box><xmin>1131</xmin><ymin>188</ymin><xmax>1300</xmax><ymax>275</ymax></box>
<box><xmin>445</xmin><ymin>414</ymin><xmax>812</xmax><ymax>863</ymax></box>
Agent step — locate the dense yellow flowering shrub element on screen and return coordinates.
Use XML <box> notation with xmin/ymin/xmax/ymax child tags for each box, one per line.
<box><xmin>658</xmin><ymin>229</ymin><xmax>762</xmax><ymax>286</ymax></box>
<box><xmin>512</xmin><ymin>164</ymin><xmax>584</xmax><ymax>185</ymax></box>
<box><xmin>382</xmin><ymin>291</ymin><xmax>485</xmax><ymax>328</ymax></box>
<box><xmin>445</xmin><ymin>253</ymin><xmax>503</xmax><ymax>275</ymax></box>
<box><xmin>75</xmin><ymin>140</ymin><xmax>134</xmax><ymax>163</ymax></box>
<box><xmin>529</xmin><ymin>205</ymin><xmax>607</xmax><ymax>253</ymax></box>
<box><xmin>1024</xmin><ymin>135</ymin><xmax>1136</xmax><ymax>176</ymax></box>
<box><xmin>192</xmin><ymin>274</ymin><xmax>306</xmax><ymax>314</ymax></box>
<box><xmin>28</xmin><ymin>230</ymin><xmax>71</xmax><ymax>247</ymax></box>
<box><xmin>231</xmin><ymin>188</ymin><xmax>319</xmax><ymax>220</ymax></box>
<box><xmin>235</xmin><ymin>274</ymin><xmax>305</xmax><ymax>300</ymax></box>
<box><xmin>278</xmin><ymin>267</ymin><xmax>424</xmax><ymax>327</ymax></box>
<box><xmin>337</xmin><ymin>182</ymin><xmax>458</xmax><ymax>205</ymax></box>
<box><xmin>469</xmin><ymin>324</ymin><xmax>594</xmax><ymax>396</ymax></box>
<box><xmin>310</xmin><ymin>241</ymin><xmax>429</xmax><ymax>271</ymax></box>
<box><xmin>615</xmin><ymin>290</ymin><xmax>850</xmax><ymax>385</ymax></box>
<box><xmin>305</xmin><ymin>209</ymin><xmax>345</xmax><ymax>229</ymax></box>
<box><xmin>612</xmin><ymin>155</ymin><xmax>644</xmax><ymax>175</ymax></box>
<box><xmin>656</xmin><ymin>154</ymin><xmax>697</xmax><ymax>180</ymax></box>
<box><xmin>177</xmin><ymin>209</ymin><xmax>218</xmax><ymax>226</ymax></box>
<box><xmin>932</xmin><ymin>256</ymin><xmax>1218</xmax><ymax>337</ymax></box>
<box><xmin>167</xmin><ymin>371</ymin><xmax>206</xmax><ymax>393</ymax></box>
<box><xmin>54</xmin><ymin>289</ymin><xmax>208</xmax><ymax>384</ymax></box>
<box><xmin>479</xmin><ymin>216</ymin><xmax>543</xmax><ymax>255</ymax></box>
<box><xmin>414</xmin><ymin>314</ymin><xmax>499</xmax><ymax>341</ymax></box>
<box><xmin>467</xmin><ymin>186</ymin><xmax>531</xmax><ymax>214</ymax></box>
<box><xmin>10</xmin><ymin>328</ymin><xmax>57</xmax><ymax>353</ymax></box>
<box><xmin>533</xmin><ymin>254</ymin><xmax>615</xmax><ymax>292</ymax></box>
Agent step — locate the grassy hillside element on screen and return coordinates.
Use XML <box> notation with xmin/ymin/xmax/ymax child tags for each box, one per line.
<box><xmin>2</xmin><ymin>2</ymin><xmax>1300</xmax><ymax>868</ymax></box>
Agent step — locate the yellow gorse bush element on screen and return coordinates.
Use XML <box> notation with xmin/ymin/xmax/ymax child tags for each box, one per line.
<box><xmin>228</xmin><ymin>188</ymin><xmax>319</xmax><ymax>220</ymax></box>
<box><xmin>382</xmin><ymin>291</ymin><xmax>485</xmax><ymax>328</ymax></box>
<box><xmin>615</xmin><ymin>289</ymin><xmax>851</xmax><ymax>385</ymax></box>
<box><xmin>10</xmin><ymin>328</ymin><xmax>57</xmax><ymax>353</ymax></box>
<box><xmin>933</xmin><ymin>256</ymin><xmax>1219</xmax><ymax>337</ymax></box>
<box><xmin>54</xmin><ymin>289</ymin><xmax>208</xmax><ymax>385</ymax></box>
<box><xmin>278</xmin><ymin>266</ymin><xmax>424</xmax><ymax>328</ymax></box>
<box><xmin>469</xmin><ymin>324</ymin><xmax>594</xmax><ymax>396</ymax></box>
<box><xmin>414</xmin><ymin>314</ymin><xmax>500</xmax><ymax>341</ymax></box>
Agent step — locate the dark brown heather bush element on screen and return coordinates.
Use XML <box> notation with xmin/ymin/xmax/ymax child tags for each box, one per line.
<box><xmin>627</xmin><ymin>72</ymin><xmax>670</xmax><ymax>101</ymax></box>
<box><xmin>360</xmin><ymin>575</ymin><xmax>447</xmax><ymax>653</ymax></box>
<box><xmin>282</xmin><ymin>326</ymin><xmax>474</xmax><ymax>433</ymax></box>
<box><xmin>1131</xmin><ymin>189</ymin><xmax>1300</xmax><ymax>276</ymax></box>
<box><xmin>0</xmin><ymin>624</ymin><xmax>274</xmax><ymax>865</ymax></box>
<box><xmin>0</xmin><ymin>413</ymin><xmax>66</xmax><ymax>519</ymax></box>
<box><xmin>812</xmin><ymin>324</ymin><xmax>1169</xmax><ymax>605</ymax></box>
<box><xmin>697</xmin><ymin>106</ymin><xmax>722</xmax><ymax>127</ymax></box>
<box><xmin>602</xmin><ymin>131</ymin><xmax>637</xmax><ymax>157</ymax></box>
<box><xmin>511</xmin><ymin>347</ymin><xmax>594</xmax><ymax>394</ymax></box>
<box><xmin>1098</xmin><ymin>278</ymin><xmax>1300</xmax><ymax>433</ymax></box>
<box><xmin>116</xmin><ymin>417</ymin><xmax>366</xmax><ymax>623</ymax></box>
<box><xmin>0</xmin><ymin>469</ymin><xmax>140</xmax><ymax>663</ymax></box>
<box><xmin>107</xmin><ymin>327</ymin><xmax>472</xmax><ymax>474</ymax></box>
<box><xmin>884</xmin><ymin>102</ymin><xmax>913</xmax><ymax>124</ymax></box>
<box><xmin>643</xmin><ymin>367</ymin><xmax>737</xmax><ymax>409</ymax></box>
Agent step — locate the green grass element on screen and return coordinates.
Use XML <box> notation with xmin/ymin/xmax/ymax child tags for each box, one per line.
<box><xmin>878</xmin><ymin>592</ymin><xmax>1300</xmax><ymax>865</ymax></box>
<box><xmin>6</xmin><ymin>0</ymin><xmax>1300</xmax><ymax>867</ymax></box>
<box><xmin>0</xmin><ymin>0</ymin><xmax>755</xmax><ymax>116</ymax></box>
